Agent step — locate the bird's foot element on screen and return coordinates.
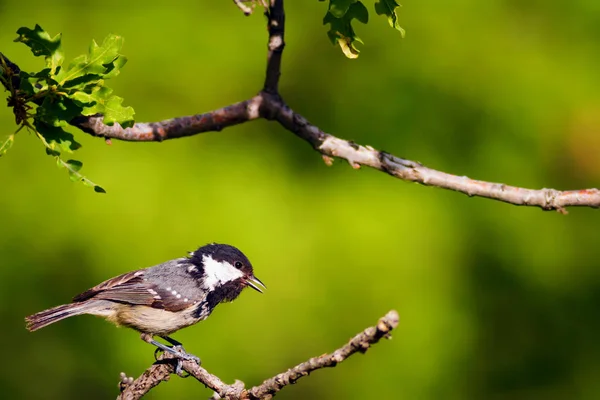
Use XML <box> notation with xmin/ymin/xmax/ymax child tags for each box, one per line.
<box><xmin>172</xmin><ymin>345</ymin><xmax>200</xmax><ymax>363</ymax></box>
<box><xmin>171</xmin><ymin>345</ymin><xmax>201</xmax><ymax>376</ymax></box>
<box><xmin>154</xmin><ymin>344</ymin><xmax>200</xmax><ymax>363</ymax></box>
<box><xmin>145</xmin><ymin>334</ymin><xmax>200</xmax><ymax>376</ymax></box>
<box><xmin>153</xmin><ymin>345</ymin><xmax>200</xmax><ymax>376</ymax></box>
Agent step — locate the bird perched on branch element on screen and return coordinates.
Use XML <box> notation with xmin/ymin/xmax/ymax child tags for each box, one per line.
<box><xmin>26</xmin><ymin>243</ymin><xmax>265</xmax><ymax>369</ymax></box>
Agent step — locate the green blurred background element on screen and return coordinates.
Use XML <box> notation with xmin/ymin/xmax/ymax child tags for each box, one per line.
<box><xmin>2</xmin><ymin>1</ymin><xmax>600</xmax><ymax>399</ymax></box>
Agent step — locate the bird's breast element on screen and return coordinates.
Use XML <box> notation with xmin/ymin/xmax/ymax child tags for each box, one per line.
<box><xmin>114</xmin><ymin>304</ymin><xmax>201</xmax><ymax>336</ymax></box>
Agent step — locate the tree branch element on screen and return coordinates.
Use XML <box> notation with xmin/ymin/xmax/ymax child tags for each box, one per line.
<box><xmin>117</xmin><ymin>310</ymin><xmax>400</xmax><ymax>400</ymax></box>
<box><xmin>263</xmin><ymin>0</ymin><xmax>285</xmax><ymax>94</ymax></box>
<box><xmin>2</xmin><ymin>2</ymin><xmax>599</xmax><ymax>211</ymax></box>
<box><xmin>117</xmin><ymin>362</ymin><xmax>172</xmax><ymax>400</ymax></box>
<box><xmin>69</xmin><ymin>97</ymin><xmax>263</xmax><ymax>141</ymax></box>
<box><xmin>248</xmin><ymin>309</ymin><xmax>399</xmax><ymax>399</ymax></box>
<box><xmin>263</xmin><ymin>98</ymin><xmax>600</xmax><ymax>212</ymax></box>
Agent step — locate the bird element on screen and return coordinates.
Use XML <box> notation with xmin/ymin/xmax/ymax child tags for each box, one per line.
<box><xmin>25</xmin><ymin>243</ymin><xmax>265</xmax><ymax>368</ymax></box>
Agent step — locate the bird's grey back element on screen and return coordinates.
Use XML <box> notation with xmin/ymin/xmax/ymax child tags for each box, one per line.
<box><xmin>144</xmin><ymin>258</ymin><xmax>208</xmax><ymax>304</ymax></box>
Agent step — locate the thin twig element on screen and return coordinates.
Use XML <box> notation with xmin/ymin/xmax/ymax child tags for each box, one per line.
<box><xmin>233</xmin><ymin>0</ymin><xmax>254</xmax><ymax>16</ymax></box>
<box><xmin>248</xmin><ymin>310</ymin><xmax>399</xmax><ymax>399</ymax></box>
<box><xmin>117</xmin><ymin>310</ymin><xmax>400</xmax><ymax>400</ymax></box>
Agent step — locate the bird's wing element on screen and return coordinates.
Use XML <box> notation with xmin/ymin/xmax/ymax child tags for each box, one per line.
<box><xmin>72</xmin><ymin>270</ymin><xmax>194</xmax><ymax>312</ymax></box>
<box><xmin>72</xmin><ymin>270</ymin><xmax>145</xmax><ymax>302</ymax></box>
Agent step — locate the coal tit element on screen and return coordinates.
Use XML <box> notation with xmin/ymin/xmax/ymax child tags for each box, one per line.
<box><xmin>25</xmin><ymin>243</ymin><xmax>265</xmax><ymax>364</ymax></box>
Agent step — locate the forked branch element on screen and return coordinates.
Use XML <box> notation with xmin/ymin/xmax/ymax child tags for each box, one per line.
<box><xmin>117</xmin><ymin>310</ymin><xmax>400</xmax><ymax>400</ymax></box>
<box><xmin>3</xmin><ymin>0</ymin><xmax>591</xmax><ymax>398</ymax></box>
<box><xmin>1</xmin><ymin>2</ymin><xmax>598</xmax><ymax>211</ymax></box>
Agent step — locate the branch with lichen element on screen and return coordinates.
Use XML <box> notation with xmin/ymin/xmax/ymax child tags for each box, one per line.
<box><xmin>117</xmin><ymin>310</ymin><xmax>399</xmax><ymax>400</ymax></box>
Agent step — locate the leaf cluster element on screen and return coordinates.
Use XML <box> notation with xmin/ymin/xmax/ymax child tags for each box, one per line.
<box><xmin>1</xmin><ymin>25</ymin><xmax>135</xmax><ymax>192</ymax></box>
<box><xmin>321</xmin><ymin>0</ymin><xmax>404</xmax><ymax>58</ymax></box>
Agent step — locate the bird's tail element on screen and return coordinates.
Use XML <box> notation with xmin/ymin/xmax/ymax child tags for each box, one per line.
<box><xmin>25</xmin><ymin>303</ymin><xmax>88</xmax><ymax>332</ymax></box>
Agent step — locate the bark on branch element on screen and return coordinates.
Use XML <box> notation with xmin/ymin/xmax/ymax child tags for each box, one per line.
<box><xmin>65</xmin><ymin>91</ymin><xmax>600</xmax><ymax>212</ymax></box>
<box><xmin>117</xmin><ymin>310</ymin><xmax>400</xmax><ymax>400</ymax></box>
<box><xmin>1</xmin><ymin>0</ymin><xmax>598</xmax><ymax>211</ymax></box>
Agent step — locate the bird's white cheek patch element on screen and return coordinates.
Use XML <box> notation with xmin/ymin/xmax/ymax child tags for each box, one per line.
<box><xmin>202</xmin><ymin>255</ymin><xmax>244</xmax><ymax>290</ymax></box>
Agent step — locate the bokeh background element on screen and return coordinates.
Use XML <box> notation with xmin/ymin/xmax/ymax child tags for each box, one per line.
<box><xmin>1</xmin><ymin>1</ymin><xmax>600</xmax><ymax>399</ymax></box>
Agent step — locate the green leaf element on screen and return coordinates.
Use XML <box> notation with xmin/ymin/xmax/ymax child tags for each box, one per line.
<box><xmin>74</xmin><ymin>86</ymin><xmax>134</xmax><ymax>127</ymax></box>
<box><xmin>35</xmin><ymin>120</ymin><xmax>82</xmax><ymax>154</ymax></box>
<box><xmin>56</xmin><ymin>157</ymin><xmax>106</xmax><ymax>193</ymax></box>
<box><xmin>375</xmin><ymin>0</ymin><xmax>405</xmax><ymax>37</ymax></box>
<box><xmin>36</xmin><ymin>96</ymin><xmax>84</xmax><ymax>127</ymax></box>
<box><xmin>45</xmin><ymin>148</ymin><xmax>61</xmax><ymax>157</ymax></box>
<box><xmin>9</xmin><ymin>28</ymin><xmax>131</xmax><ymax>191</ymax></box>
<box><xmin>102</xmin><ymin>55</ymin><xmax>127</xmax><ymax>79</ymax></box>
<box><xmin>15</xmin><ymin>28</ymin><xmax>133</xmax><ymax>127</ymax></box>
<box><xmin>0</xmin><ymin>134</ymin><xmax>15</xmax><ymax>157</ymax></box>
<box><xmin>323</xmin><ymin>1</ymin><xmax>369</xmax><ymax>59</ymax></box>
<box><xmin>102</xmin><ymin>95</ymin><xmax>135</xmax><ymax>127</ymax></box>
<box><xmin>61</xmin><ymin>74</ymin><xmax>104</xmax><ymax>91</ymax></box>
<box><xmin>15</xmin><ymin>25</ymin><xmax>64</xmax><ymax>72</ymax></box>
<box><xmin>68</xmin><ymin>89</ymin><xmax>100</xmax><ymax>106</ymax></box>
<box><xmin>19</xmin><ymin>69</ymin><xmax>59</xmax><ymax>98</ymax></box>
<box><xmin>61</xmin><ymin>158</ymin><xmax>83</xmax><ymax>180</ymax></box>
<box><xmin>329</xmin><ymin>0</ymin><xmax>357</xmax><ymax>18</ymax></box>
<box><xmin>17</xmin><ymin>73</ymin><xmax>37</xmax><ymax>96</ymax></box>
<box><xmin>350</xmin><ymin>1</ymin><xmax>369</xmax><ymax>24</ymax></box>
<box><xmin>56</xmin><ymin>34</ymin><xmax>125</xmax><ymax>85</ymax></box>
<box><xmin>53</xmin><ymin>33</ymin><xmax>134</xmax><ymax>127</ymax></box>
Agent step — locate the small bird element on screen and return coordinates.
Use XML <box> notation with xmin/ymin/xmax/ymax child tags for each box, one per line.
<box><xmin>25</xmin><ymin>243</ymin><xmax>265</xmax><ymax>366</ymax></box>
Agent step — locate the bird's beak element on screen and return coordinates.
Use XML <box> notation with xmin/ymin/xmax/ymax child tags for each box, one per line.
<box><xmin>246</xmin><ymin>275</ymin><xmax>266</xmax><ymax>293</ymax></box>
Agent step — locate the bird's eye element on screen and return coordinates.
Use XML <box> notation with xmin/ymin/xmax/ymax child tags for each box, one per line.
<box><xmin>234</xmin><ymin>261</ymin><xmax>243</xmax><ymax>269</ymax></box>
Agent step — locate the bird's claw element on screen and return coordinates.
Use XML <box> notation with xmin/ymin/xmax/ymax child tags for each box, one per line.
<box><xmin>174</xmin><ymin>358</ymin><xmax>190</xmax><ymax>377</ymax></box>
<box><xmin>154</xmin><ymin>344</ymin><xmax>200</xmax><ymax>376</ymax></box>
<box><xmin>172</xmin><ymin>345</ymin><xmax>201</xmax><ymax>364</ymax></box>
<box><xmin>171</xmin><ymin>346</ymin><xmax>200</xmax><ymax>377</ymax></box>
<box><xmin>154</xmin><ymin>347</ymin><xmax>163</xmax><ymax>361</ymax></box>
